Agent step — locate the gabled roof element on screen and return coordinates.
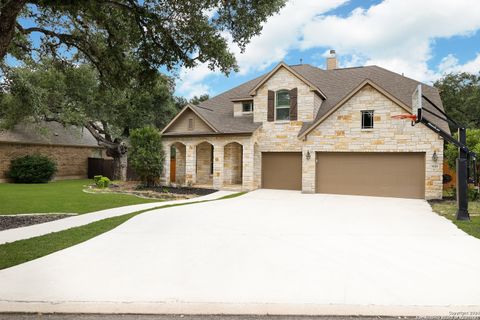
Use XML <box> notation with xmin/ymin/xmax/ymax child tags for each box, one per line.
<box><xmin>161</xmin><ymin>104</ymin><xmax>219</xmax><ymax>134</ymax></box>
<box><xmin>248</xmin><ymin>62</ymin><xmax>327</xmax><ymax>99</ymax></box>
<box><xmin>162</xmin><ymin>63</ymin><xmax>449</xmax><ymax>137</ymax></box>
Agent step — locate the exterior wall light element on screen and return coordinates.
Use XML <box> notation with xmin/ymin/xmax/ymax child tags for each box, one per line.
<box><xmin>306</xmin><ymin>150</ymin><xmax>311</xmax><ymax>160</ymax></box>
<box><xmin>432</xmin><ymin>151</ymin><xmax>438</xmax><ymax>162</ymax></box>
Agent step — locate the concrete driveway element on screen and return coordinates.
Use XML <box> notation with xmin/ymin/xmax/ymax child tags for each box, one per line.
<box><xmin>1</xmin><ymin>190</ymin><xmax>480</xmax><ymax>316</ymax></box>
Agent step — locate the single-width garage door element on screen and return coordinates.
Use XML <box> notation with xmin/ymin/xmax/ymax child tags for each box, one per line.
<box><xmin>262</xmin><ymin>152</ymin><xmax>302</xmax><ymax>190</ymax></box>
<box><xmin>316</xmin><ymin>152</ymin><xmax>425</xmax><ymax>199</ymax></box>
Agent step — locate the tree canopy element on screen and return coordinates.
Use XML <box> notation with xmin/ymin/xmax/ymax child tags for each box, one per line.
<box><xmin>434</xmin><ymin>72</ymin><xmax>480</xmax><ymax>130</ymax></box>
<box><xmin>0</xmin><ymin>59</ymin><xmax>177</xmax><ymax>179</ymax></box>
<box><xmin>1</xmin><ymin>0</ymin><xmax>285</xmax><ymax>86</ymax></box>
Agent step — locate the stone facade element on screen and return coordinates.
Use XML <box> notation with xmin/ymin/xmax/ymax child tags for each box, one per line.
<box><xmin>161</xmin><ymin>66</ymin><xmax>444</xmax><ymax>199</ymax></box>
<box><xmin>0</xmin><ymin>142</ymin><xmax>103</xmax><ymax>182</ymax></box>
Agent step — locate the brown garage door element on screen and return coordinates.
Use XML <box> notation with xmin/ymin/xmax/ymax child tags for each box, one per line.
<box><xmin>316</xmin><ymin>152</ymin><xmax>425</xmax><ymax>199</ymax></box>
<box><xmin>262</xmin><ymin>152</ymin><xmax>302</xmax><ymax>190</ymax></box>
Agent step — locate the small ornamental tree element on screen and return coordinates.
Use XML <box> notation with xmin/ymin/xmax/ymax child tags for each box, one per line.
<box><xmin>129</xmin><ymin>126</ymin><xmax>165</xmax><ymax>187</ymax></box>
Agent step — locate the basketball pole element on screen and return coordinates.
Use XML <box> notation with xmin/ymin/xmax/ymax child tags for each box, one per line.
<box><xmin>456</xmin><ymin>127</ymin><xmax>470</xmax><ymax>220</ymax></box>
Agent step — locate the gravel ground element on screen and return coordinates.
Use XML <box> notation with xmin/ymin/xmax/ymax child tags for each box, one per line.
<box><xmin>0</xmin><ymin>214</ymin><xmax>73</xmax><ymax>231</ymax></box>
<box><xmin>135</xmin><ymin>185</ymin><xmax>218</xmax><ymax>196</ymax></box>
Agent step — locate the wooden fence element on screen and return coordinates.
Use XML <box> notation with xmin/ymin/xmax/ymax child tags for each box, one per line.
<box><xmin>87</xmin><ymin>158</ymin><xmax>138</xmax><ymax>181</ymax></box>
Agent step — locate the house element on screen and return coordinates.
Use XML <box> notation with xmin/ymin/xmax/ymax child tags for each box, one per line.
<box><xmin>0</xmin><ymin>121</ymin><xmax>103</xmax><ymax>182</ymax></box>
<box><xmin>160</xmin><ymin>52</ymin><xmax>448</xmax><ymax>199</ymax></box>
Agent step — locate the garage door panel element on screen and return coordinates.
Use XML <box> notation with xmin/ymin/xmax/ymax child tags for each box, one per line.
<box><xmin>316</xmin><ymin>152</ymin><xmax>425</xmax><ymax>199</ymax></box>
<box><xmin>262</xmin><ymin>152</ymin><xmax>302</xmax><ymax>190</ymax></box>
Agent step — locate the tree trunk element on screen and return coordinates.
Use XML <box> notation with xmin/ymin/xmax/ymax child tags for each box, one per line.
<box><xmin>106</xmin><ymin>140</ymin><xmax>128</xmax><ymax>181</ymax></box>
<box><xmin>112</xmin><ymin>152</ymin><xmax>128</xmax><ymax>181</ymax></box>
<box><xmin>0</xmin><ymin>1</ymin><xmax>27</xmax><ymax>60</ymax></box>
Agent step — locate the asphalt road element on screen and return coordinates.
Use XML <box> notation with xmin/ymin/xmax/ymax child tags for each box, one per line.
<box><xmin>0</xmin><ymin>315</ymin><xmax>412</xmax><ymax>320</ymax></box>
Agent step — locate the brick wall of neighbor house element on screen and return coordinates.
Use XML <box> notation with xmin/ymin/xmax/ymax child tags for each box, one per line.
<box><xmin>254</xmin><ymin>67</ymin><xmax>317</xmax><ymax>122</ymax></box>
<box><xmin>161</xmin><ymin>136</ymin><xmax>253</xmax><ymax>190</ymax></box>
<box><xmin>0</xmin><ymin>143</ymin><xmax>103</xmax><ymax>182</ymax></box>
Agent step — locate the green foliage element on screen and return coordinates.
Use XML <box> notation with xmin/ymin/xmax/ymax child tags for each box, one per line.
<box><xmin>95</xmin><ymin>176</ymin><xmax>111</xmax><ymax>189</ymax></box>
<box><xmin>434</xmin><ymin>72</ymin><xmax>480</xmax><ymax>130</ymax></box>
<box><xmin>93</xmin><ymin>175</ymin><xmax>103</xmax><ymax>183</ymax></box>
<box><xmin>7</xmin><ymin>154</ymin><xmax>57</xmax><ymax>183</ymax></box>
<box><xmin>129</xmin><ymin>126</ymin><xmax>165</xmax><ymax>186</ymax></box>
<box><xmin>445</xmin><ymin>129</ymin><xmax>480</xmax><ymax>168</ymax></box>
<box><xmin>2</xmin><ymin>1</ymin><xmax>285</xmax><ymax>87</ymax></box>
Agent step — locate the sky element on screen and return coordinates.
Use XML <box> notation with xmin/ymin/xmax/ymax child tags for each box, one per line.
<box><xmin>174</xmin><ymin>0</ymin><xmax>480</xmax><ymax>99</ymax></box>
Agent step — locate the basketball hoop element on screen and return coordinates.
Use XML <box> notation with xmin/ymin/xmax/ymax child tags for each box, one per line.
<box><xmin>391</xmin><ymin>114</ymin><xmax>417</xmax><ymax>126</ymax></box>
<box><xmin>391</xmin><ymin>114</ymin><xmax>417</xmax><ymax>121</ymax></box>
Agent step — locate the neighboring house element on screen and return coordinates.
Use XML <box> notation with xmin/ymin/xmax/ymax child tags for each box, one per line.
<box><xmin>0</xmin><ymin>121</ymin><xmax>103</xmax><ymax>182</ymax></box>
<box><xmin>161</xmin><ymin>53</ymin><xmax>448</xmax><ymax>199</ymax></box>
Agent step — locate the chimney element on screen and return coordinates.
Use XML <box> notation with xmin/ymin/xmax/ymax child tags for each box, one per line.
<box><xmin>326</xmin><ymin>49</ymin><xmax>337</xmax><ymax>70</ymax></box>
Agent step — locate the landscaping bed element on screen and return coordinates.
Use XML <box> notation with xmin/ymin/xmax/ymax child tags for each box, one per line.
<box><xmin>0</xmin><ymin>214</ymin><xmax>73</xmax><ymax>231</ymax></box>
<box><xmin>88</xmin><ymin>181</ymin><xmax>217</xmax><ymax>200</ymax></box>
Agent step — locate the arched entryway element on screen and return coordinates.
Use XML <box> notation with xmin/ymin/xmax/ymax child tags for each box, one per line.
<box><xmin>170</xmin><ymin>142</ymin><xmax>186</xmax><ymax>184</ymax></box>
<box><xmin>223</xmin><ymin>142</ymin><xmax>243</xmax><ymax>186</ymax></box>
<box><xmin>196</xmin><ymin>141</ymin><xmax>214</xmax><ymax>186</ymax></box>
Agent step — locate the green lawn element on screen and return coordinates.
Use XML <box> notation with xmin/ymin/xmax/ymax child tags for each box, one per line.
<box><xmin>430</xmin><ymin>200</ymin><xmax>480</xmax><ymax>239</ymax></box>
<box><xmin>0</xmin><ymin>179</ymin><xmax>158</xmax><ymax>215</ymax></box>
<box><xmin>0</xmin><ymin>192</ymin><xmax>246</xmax><ymax>270</ymax></box>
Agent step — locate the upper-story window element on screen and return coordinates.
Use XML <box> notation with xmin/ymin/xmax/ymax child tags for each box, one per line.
<box><xmin>276</xmin><ymin>90</ymin><xmax>290</xmax><ymax>121</ymax></box>
<box><xmin>361</xmin><ymin>110</ymin><xmax>374</xmax><ymax>129</ymax></box>
<box><xmin>242</xmin><ymin>101</ymin><xmax>253</xmax><ymax>113</ymax></box>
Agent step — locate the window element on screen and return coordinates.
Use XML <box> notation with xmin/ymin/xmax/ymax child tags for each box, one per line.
<box><xmin>188</xmin><ymin>118</ymin><xmax>194</xmax><ymax>131</ymax></box>
<box><xmin>276</xmin><ymin>90</ymin><xmax>290</xmax><ymax>121</ymax></box>
<box><xmin>361</xmin><ymin>110</ymin><xmax>374</xmax><ymax>129</ymax></box>
<box><xmin>242</xmin><ymin>101</ymin><xmax>253</xmax><ymax>113</ymax></box>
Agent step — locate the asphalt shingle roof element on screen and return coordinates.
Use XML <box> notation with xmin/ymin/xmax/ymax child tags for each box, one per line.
<box><xmin>174</xmin><ymin>64</ymin><xmax>449</xmax><ymax>136</ymax></box>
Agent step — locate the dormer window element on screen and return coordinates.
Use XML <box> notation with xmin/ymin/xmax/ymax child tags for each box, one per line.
<box><xmin>276</xmin><ymin>90</ymin><xmax>290</xmax><ymax>121</ymax></box>
<box><xmin>242</xmin><ymin>101</ymin><xmax>253</xmax><ymax>113</ymax></box>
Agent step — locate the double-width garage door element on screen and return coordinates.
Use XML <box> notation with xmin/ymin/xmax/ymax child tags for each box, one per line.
<box><xmin>262</xmin><ymin>152</ymin><xmax>302</xmax><ymax>190</ymax></box>
<box><xmin>316</xmin><ymin>152</ymin><xmax>426</xmax><ymax>199</ymax></box>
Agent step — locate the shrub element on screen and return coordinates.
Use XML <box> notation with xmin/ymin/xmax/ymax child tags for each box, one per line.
<box><xmin>95</xmin><ymin>176</ymin><xmax>111</xmax><ymax>188</ymax></box>
<box><xmin>129</xmin><ymin>126</ymin><xmax>165</xmax><ymax>187</ymax></box>
<box><xmin>448</xmin><ymin>185</ymin><xmax>479</xmax><ymax>201</ymax></box>
<box><xmin>8</xmin><ymin>154</ymin><xmax>57</xmax><ymax>183</ymax></box>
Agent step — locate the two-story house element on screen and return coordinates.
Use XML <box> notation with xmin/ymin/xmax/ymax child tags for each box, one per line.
<box><xmin>160</xmin><ymin>53</ymin><xmax>448</xmax><ymax>199</ymax></box>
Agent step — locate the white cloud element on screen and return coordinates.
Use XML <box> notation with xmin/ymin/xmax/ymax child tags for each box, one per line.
<box><xmin>299</xmin><ymin>0</ymin><xmax>480</xmax><ymax>82</ymax></box>
<box><xmin>437</xmin><ymin>53</ymin><xmax>480</xmax><ymax>75</ymax></box>
<box><xmin>176</xmin><ymin>0</ymin><xmax>480</xmax><ymax>97</ymax></box>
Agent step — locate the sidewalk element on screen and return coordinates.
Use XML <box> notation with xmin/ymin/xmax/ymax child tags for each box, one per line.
<box><xmin>0</xmin><ymin>190</ymin><xmax>234</xmax><ymax>244</ymax></box>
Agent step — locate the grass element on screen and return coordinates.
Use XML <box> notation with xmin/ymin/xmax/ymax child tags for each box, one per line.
<box><xmin>0</xmin><ymin>179</ymin><xmax>158</xmax><ymax>215</ymax></box>
<box><xmin>430</xmin><ymin>200</ymin><xmax>480</xmax><ymax>239</ymax></box>
<box><xmin>0</xmin><ymin>192</ymin><xmax>246</xmax><ymax>270</ymax></box>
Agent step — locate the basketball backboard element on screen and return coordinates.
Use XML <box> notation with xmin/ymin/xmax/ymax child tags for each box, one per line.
<box><xmin>412</xmin><ymin>84</ymin><xmax>422</xmax><ymax>123</ymax></box>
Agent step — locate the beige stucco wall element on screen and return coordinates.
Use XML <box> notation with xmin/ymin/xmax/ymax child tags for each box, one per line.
<box><xmin>0</xmin><ymin>143</ymin><xmax>103</xmax><ymax>182</ymax></box>
<box><xmin>164</xmin><ymin>109</ymin><xmax>213</xmax><ymax>133</ymax></box>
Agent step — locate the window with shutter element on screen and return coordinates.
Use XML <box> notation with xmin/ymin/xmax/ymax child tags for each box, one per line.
<box><xmin>275</xmin><ymin>90</ymin><xmax>290</xmax><ymax>121</ymax></box>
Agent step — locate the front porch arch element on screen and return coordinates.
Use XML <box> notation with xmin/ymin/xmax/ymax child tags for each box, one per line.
<box><xmin>170</xmin><ymin>142</ymin><xmax>186</xmax><ymax>184</ymax></box>
<box><xmin>195</xmin><ymin>141</ymin><xmax>214</xmax><ymax>186</ymax></box>
<box><xmin>223</xmin><ymin>142</ymin><xmax>243</xmax><ymax>186</ymax></box>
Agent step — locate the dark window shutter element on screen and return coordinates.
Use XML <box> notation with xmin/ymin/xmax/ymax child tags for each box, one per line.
<box><xmin>267</xmin><ymin>90</ymin><xmax>275</xmax><ymax>122</ymax></box>
<box><xmin>290</xmin><ymin>87</ymin><xmax>298</xmax><ymax>120</ymax></box>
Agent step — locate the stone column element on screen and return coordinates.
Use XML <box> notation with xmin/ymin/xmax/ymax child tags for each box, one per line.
<box><xmin>161</xmin><ymin>143</ymin><xmax>171</xmax><ymax>185</ymax></box>
<box><xmin>242</xmin><ymin>142</ymin><xmax>254</xmax><ymax>190</ymax></box>
<box><xmin>302</xmin><ymin>148</ymin><xmax>315</xmax><ymax>193</ymax></box>
<box><xmin>213</xmin><ymin>144</ymin><xmax>224</xmax><ymax>189</ymax></box>
<box><xmin>185</xmin><ymin>143</ymin><xmax>196</xmax><ymax>186</ymax></box>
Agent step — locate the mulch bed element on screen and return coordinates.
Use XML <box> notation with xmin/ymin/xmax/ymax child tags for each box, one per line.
<box><xmin>135</xmin><ymin>185</ymin><xmax>217</xmax><ymax>196</ymax></box>
<box><xmin>0</xmin><ymin>214</ymin><xmax>72</xmax><ymax>231</ymax></box>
